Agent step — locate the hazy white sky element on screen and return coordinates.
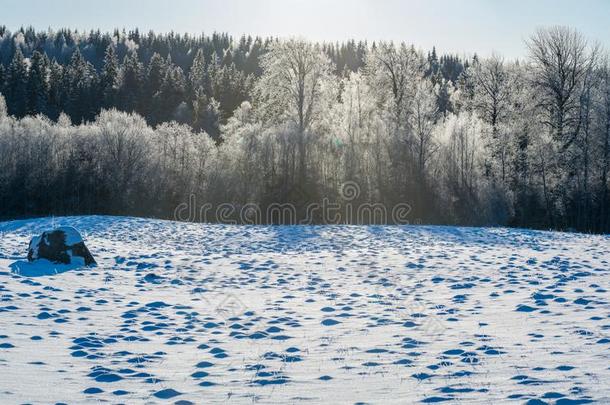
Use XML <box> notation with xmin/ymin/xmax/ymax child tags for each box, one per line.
<box><xmin>2</xmin><ymin>0</ymin><xmax>609</xmax><ymax>58</ymax></box>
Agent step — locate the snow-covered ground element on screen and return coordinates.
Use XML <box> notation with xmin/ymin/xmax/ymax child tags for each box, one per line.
<box><xmin>0</xmin><ymin>216</ymin><xmax>608</xmax><ymax>404</ymax></box>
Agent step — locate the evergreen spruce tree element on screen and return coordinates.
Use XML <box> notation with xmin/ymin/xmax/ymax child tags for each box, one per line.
<box><xmin>0</xmin><ymin>64</ymin><xmax>6</xmax><ymax>96</ymax></box>
<box><xmin>192</xmin><ymin>89</ymin><xmax>220</xmax><ymax>139</ymax></box>
<box><xmin>119</xmin><ymin>49</ymin><xmax>143</xmax><ymax>113</ymax></box>
<box><xmin>6</xmin><ymin>48</ymin><xmax>28</xmax><ymax>117</ymax></box>
<box><xmin>144</xmin><ymin>52</ymin><xmax>167</xmax><ymax>124</ymax></box>
<box><xmin>244</xmin><ymin>37</ymin><xmax>263</xmax><ymax>76</ymax></box>
<box><xmin>26</xmin><ymin>51</ymin><xmax>50</xmax><ymax>115</ymax></box>
<box><xmin>222</xmin><ymin>49</ymin><xmax>234</xmax><ymax>66</ymax></box>
<box><xmin>65</xmin><ymin>48</ymin><xmax>99</xmax><ymax>122</ymax></box>
<box><xmin>206</xmin><ymin>52</ymin><xmax>221</xmax><ymax>95</ymax></box>
<box><xmin>99</xmin><ymin>44</ymin><xmax>119</xmax><ymax>108</ymax></box>
<box><xmin>214</xmin><ymin>63</ymin><xmax>251</xmax><ymax>120</ymax></box>
<box><xmin>47</xmin><ymin>61</ymin><xmax>64</xmax><ymax>120</ymax></box>
<box><xmin>188</xmin><ymin>48</ymin><xmax>208</xmax><ymax>98</ymax></box>
<box><xmin>427</xmin><ymin>46</ymin><xmax>439</xmax><ymax>77</ymax></box>
<box><xmin>435</xmin><ymin>74</ymin><xmax>452</xmax><ymax>115</ymax></box>
<box><xmin>156</xmin><ymin>62</ymin><xmax>187</xmax><ymax>122</ymax></box>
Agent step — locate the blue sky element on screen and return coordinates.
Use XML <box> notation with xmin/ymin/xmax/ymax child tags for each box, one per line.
<box><xmin>2</xmin><ymin>0</ymin><xmax>609</xmax><ymax>58</ymax></box>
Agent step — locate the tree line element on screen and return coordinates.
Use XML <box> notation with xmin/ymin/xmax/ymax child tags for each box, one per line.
<box><xmin>0</xmin><ymin>27</ymin><xmax>464</xmax><ymax>137</ymax></box>
<box><xmin>0</xmin><ymin>26</ymin><xmax>608</xmax><ymax>233</ymax></box>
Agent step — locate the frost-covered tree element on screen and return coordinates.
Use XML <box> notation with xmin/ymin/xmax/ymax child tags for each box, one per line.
<box><xmin>412</xmin><ymin>78</ymin><xmax>440</xmax><ymax>175</ymax></box>
<box><xmin>256</xmin><ymin>39</ymin><xmax>334</xmax><ymax>183</ymax></box>
<box><xmin>217</xmin><ymin>101</ymin><xmax>266</xmax><ymax>204</ymax></box>
<box><xmin>365</xmin><ymin>42</ymin><xmax>423</xmax><ymax>130</ymax></box>
<box><xmin>333</xmin><ymin>72</ymin><xmax>379</xmax><ymax>183</ymax></box>
<box><xmin>188</xmin><ymin>48</ymin><xmax>208</xmax><ymax>97</ymax></box>
<box><xmin>0</xmin><ymin>25</ymin><xmax>609</xmax><ymax>231</ymax></box>
<box><xmin>0</xmin><ymin>93</ymin><xmax>7</xmax><ymax>119</ymax></box>
<box><xmin>95</xmin><ymin>109</ymin><xmax>152</xmax><ymax>211</ymax></box>
<box><xmin>468</xmin><ymin>55</ymin><xmax>514</xmax><ymax>184</ymax></box>
<box><xmin>364</xmin><ymin>42</ymin><xmax>432</xmax><ymax>208</ymax></box>
<box><xmin>435</xmin><ymin>112</ymin><xmax>485</xmax><ymax>223</ymax></box>
<box><xmin>527</xmin><ymin>26</ymin><xmax>601</xmax><ymax>230</ymax></box>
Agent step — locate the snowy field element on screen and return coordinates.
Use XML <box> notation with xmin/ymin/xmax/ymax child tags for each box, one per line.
<box><xmin>0</xmin><ymin>216</ymin><xmax>609</xmax><ymax>404</ymax></box>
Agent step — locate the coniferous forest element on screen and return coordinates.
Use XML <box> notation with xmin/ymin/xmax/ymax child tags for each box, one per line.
<box><xmin>0</xmin><ymin>26</ymin><xmax>609</xmax><ymax>232</ymax></box>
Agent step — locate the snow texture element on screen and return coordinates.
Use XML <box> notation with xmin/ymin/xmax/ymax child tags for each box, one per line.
<box><xmin>0</xmin><ymin>216</ymin><xmax>609</xmax><ymax>403</ymax></box>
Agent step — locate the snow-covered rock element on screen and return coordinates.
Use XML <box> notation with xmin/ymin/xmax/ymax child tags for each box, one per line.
<box><xmin>27</xmin><ymin>226</ymin><xmax>96</xmax><ymax>266</ymax></box>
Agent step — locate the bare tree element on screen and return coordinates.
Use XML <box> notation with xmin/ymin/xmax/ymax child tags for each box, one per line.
<box><xmin>412</xmin><ymin>79</ymin><xmax>439</xmax><ymax>175</ymax></box>
<box><xmin>527</xmin><ymin>26</ymin><xmax>594</xmax><ymax>150</ymax></box>
<box><xmin>469</xmin><ymin>55</ymin><xmax>514</xmax><ymax>183</ymax></box>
